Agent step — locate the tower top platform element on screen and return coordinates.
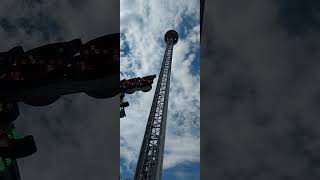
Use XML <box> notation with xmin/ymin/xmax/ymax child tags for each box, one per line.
<box><xmin>164</xmin><ymin>30</ymin><xmax>178</xmax><ymax>45</ymax></box>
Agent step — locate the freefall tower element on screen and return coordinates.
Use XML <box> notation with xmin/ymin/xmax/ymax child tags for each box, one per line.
<box><xmin>134</xmin><ymin>30</ymin><xmax>178</xmax><ymax>180</ymax></box>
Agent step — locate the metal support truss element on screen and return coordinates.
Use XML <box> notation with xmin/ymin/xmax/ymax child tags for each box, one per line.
<box><xmin>134</xmin><ymin>30</ymin><xmax>178</xmax><ymax>180</ymax></box>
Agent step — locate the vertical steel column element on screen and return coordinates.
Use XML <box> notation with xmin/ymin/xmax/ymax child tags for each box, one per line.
<box><xmin>200</xmin><ymin>0</ymin><xmax>205</xmax><ymax>41</ymax></box>
<box><xmin>134</xmin><ymin>30</ymin><xmax>178</xmax><ymax>180</ymax></box>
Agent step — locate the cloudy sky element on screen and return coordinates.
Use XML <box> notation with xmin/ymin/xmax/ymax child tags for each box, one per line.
<box><xmin>120</xmin><ymin>0</ymin><xmax>200</xmax><ymax>179</ymax></box>
<box><xmin>3</xmin><ymin>0</ymin><xmax>320</xmax><ymax>179</ymax></box>
<box><xmin>0</xmin><ymin>0</ymin><xmax>120</xmax><ymax>179</ymax></box>
<box><xmin>202</xmin><ymin>0</ymin><xmax>320</xmax><ymax>179</ymax></box>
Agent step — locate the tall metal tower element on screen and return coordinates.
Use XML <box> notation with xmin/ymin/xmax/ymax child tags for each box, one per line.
<box><xmin>134</xmin><ymin>30</ymin><xmax>178</xmax><ymax>180</ymax></box>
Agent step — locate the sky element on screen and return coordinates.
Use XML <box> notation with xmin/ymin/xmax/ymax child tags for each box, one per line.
<box><xmin>201</xmin><ymin>0</ymin><xmax>320</xmax><ymax>179</ymax></box>
<box><xmin>120</xmin><ymin>0</ymin><xmax>200</xmax><ymax>179</ymax></box>
<box><xmin>3</xmin><ymin>0</ymin><xmax>320</xmax><ymax>179</ymax></box>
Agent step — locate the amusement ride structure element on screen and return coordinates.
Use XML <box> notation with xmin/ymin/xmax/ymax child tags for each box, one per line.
<box><xmin>0</xmin><ymin>33</ymin><xmax>155</xmax><ymax>179</ymax></box>
<box><xmin>134</xmin><ymin>30</ymin><xmax>178</xmax><ymax>180</ymax></box>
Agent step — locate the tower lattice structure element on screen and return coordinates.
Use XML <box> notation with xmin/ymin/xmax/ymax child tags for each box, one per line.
<box><xmin>134</xmin><ymin>30</ymin><xmax>178</xmax><ymax>180</ymax></box>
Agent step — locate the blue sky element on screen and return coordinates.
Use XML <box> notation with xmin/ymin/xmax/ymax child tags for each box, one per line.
<box><xmin>120</xmin><ymin>0</ymin><xmax>200</xmax><ymax>179</ymax></box>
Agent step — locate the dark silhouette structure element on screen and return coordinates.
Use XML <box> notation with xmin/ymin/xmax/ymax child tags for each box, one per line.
<box><xmin>120</xmin><ymin>75</ymin><xmax>157</xmax><ymax>118</ymax></box>
<box><xmin>0</xmin><ymin>124</ymin><xmax>25</xmax><ymax>180</ymax></box>
<box><xmin>200</xmin><ymin>0</ymin><xmax>205</xmax><ymax>40</ymax></box>
<box><xmin>134</xmin><ymin>30</ymin><xmax>178</xmax><ymax>180</ymax></box>
<box><xmin>0</xmin><ymin>33</ymin><xmax>120</xmax><ymax>179</ymax></box>
<box><xmin>0</xmin><ymin>32</ymin><xmax>157</xmax><ymax>179</ymax></box>
<box><xmin>0</xmin><ymin>34</ymin><xmax>119</xmax><ymax>105</ymax></box>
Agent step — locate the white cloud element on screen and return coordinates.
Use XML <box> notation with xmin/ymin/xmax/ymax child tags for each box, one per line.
<box><xmin>120</xmin><ymin>0</ymin><xmax>200</xmax><ymax>174</ymax></box>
